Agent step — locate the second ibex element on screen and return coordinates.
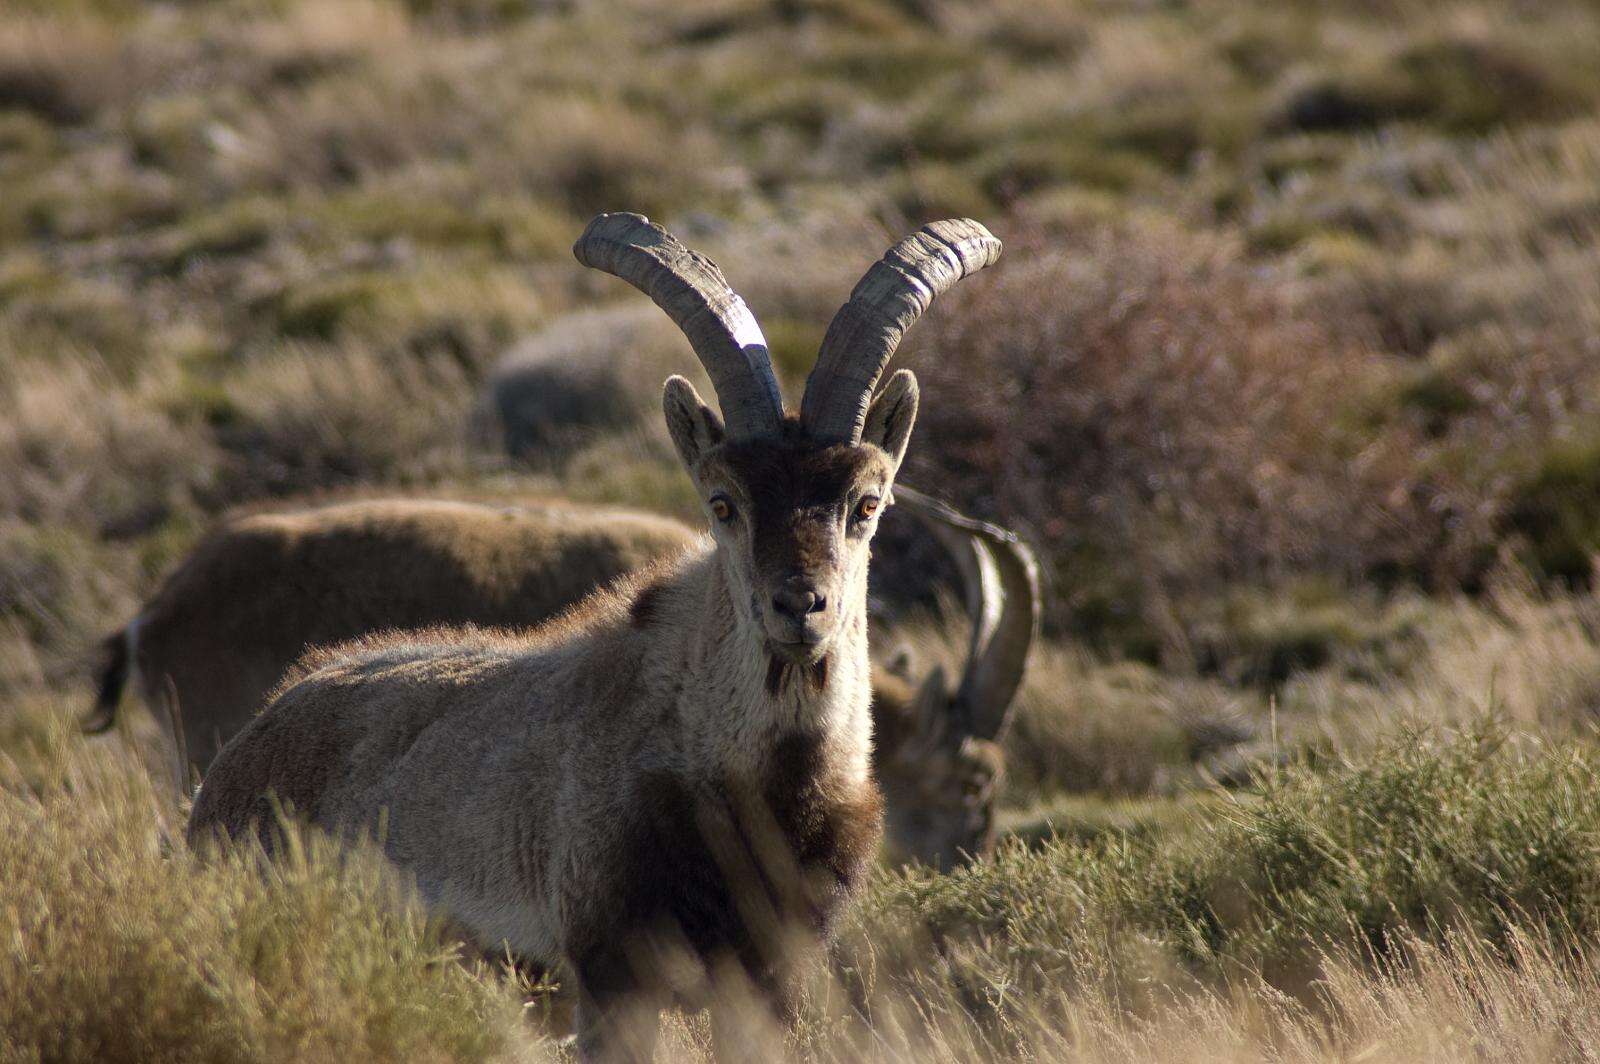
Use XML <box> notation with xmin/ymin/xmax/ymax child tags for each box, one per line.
<box><xmin>188</xmin><ymin>212</ymin><xmax>1001</xmax><ymax>1060</ymax></box>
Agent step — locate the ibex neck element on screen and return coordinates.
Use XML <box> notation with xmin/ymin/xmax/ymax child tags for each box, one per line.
<box><xmin>661</xmin><ymin>553</ymin><xmax>873</xmax><ymax>780</ymax></box>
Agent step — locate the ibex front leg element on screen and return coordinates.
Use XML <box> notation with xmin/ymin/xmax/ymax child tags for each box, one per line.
<box><xmin>707</xmin><ymin>965</ymin><xmax>799</xmax><ymax>1064</ymax></box>
<box><xmin>574</xmin><ymin>948</ymin><xmax>665</xmax><ymax>1064</ymax></box>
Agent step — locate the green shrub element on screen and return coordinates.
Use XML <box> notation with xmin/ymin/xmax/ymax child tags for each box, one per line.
<box><xmin>850</xmin><ymin>725</ymin><xmax>1600</xmax><ymax>1011</ymax></box>
<box><xmin>1161</xmin><ymin>726</ymin><xmax>1600</xmax><ymax>968</ymax></box>
<box><xmin>1505</xmin><ymin>436</ymin><xmax>1600</xmax><ymax>584</ymax></box>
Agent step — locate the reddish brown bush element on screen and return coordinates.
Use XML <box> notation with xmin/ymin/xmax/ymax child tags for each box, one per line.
<box><xmin>896</xmin><ymin>222</ymin><xmax>1440</xmax><ymax>651</ymax></box>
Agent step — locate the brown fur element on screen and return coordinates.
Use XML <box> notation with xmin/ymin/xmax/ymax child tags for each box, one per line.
<box><xmin>177</xmin><ymin>213</ymin><xmax>1003</xmax><ymax>1056</ymax></box>
<box><xmin>715</xmin><ymin>434</ymin><xmax>874</xmax><ymax>581</ymax></box>
<box><xmin>94</xmin><ymin>487</ymin><xmax>1021</xmax><ymax>874</ymax></box>
<box><xmin>569</xmin><ymin>729</ymin><xmax>883</xmax><ymax>1025</ymax></box>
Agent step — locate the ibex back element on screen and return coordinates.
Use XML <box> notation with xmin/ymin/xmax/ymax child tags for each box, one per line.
<box><xmin>188</xmin><ymin>212</ymin><xmax>1001</xmax><ymax>1060</ymax></box>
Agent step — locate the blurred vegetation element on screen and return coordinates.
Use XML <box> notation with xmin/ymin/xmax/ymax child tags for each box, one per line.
<box><xmin>3</xmin><ymin>0</ymin><xmax>1599</xmax><ymax>663</ymax></box>
<box><xmin>0</xmin><ymin>701</ymin><xmax>536</xmax><ymax>1063</ymax></box>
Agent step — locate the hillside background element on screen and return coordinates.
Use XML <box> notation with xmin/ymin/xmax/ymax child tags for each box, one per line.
<box><xmin>5</xmin><ymin>0</ymin><xmax>1600</xmax><ymax>1060</ymax></box>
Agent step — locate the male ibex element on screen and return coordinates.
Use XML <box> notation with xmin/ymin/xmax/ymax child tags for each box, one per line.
<box><xmin>188</xmin><ymin>212</ymin><xmax>1001</xmax><ymax>1058</ymax></box>
<box><xmin>89</xmin><ymin>490</ymin><xmax>1037</xmax><ymax>869</ymax></box>
<box><xmin>870</xmin><ymin>487</ymin><xmax>1039</xmax><ymax>871</ymax></box>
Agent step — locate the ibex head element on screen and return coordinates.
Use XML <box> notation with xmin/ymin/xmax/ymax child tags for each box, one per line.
<box><xmin>875</xmin><ymin>488</ymin><xmax>1041</xmax><ymax>870</ymax></box>
<box><xmin>575</xmin><ymin>213</ymin><xmax>1001</xmax><ymax>674</ymax></box>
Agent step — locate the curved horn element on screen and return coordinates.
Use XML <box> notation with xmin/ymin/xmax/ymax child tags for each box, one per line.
<box><xmin>574</xmin><ymin>212</ymin><xmax>784</xmax><ymax>440</ymax></box>
<box><xmin>800</xmin><ymin>219</ymin><xmax>1001</xmax><ymax>444</ymax></box>
<box><xmin>893</xmin><ymin>486</ymin><xmax>1040</xmax><ymax>741</ymax></box>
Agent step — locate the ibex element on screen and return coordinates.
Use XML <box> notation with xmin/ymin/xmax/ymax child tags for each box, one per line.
<box><xmin>868</xmin><ymin>487</ymin><xmax>1038</xmax><ymax>870</ymax></box>
<box><xmin>188</xmin><ymin>212</ymin><xmax>1001</xmax><ymax>1058</ymax></box>
<box><xmin>88</xmin><ymin>490</ymin><xmax>1036</xmax><ymax>869</ymax></box>
<box><xmin>84</xmin><ymin>496</ymin><xmax>700</xmax><ymax>771</ymax></box>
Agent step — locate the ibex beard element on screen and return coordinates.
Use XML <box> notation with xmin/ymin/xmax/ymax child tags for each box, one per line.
<box><xmin>188</xmin><ymin>212</ymin><xmax>1000</xmax><ymax>1061</ymax></box>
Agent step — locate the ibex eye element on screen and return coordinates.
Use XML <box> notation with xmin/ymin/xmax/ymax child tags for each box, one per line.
<box><xmin>710</xmin><ymin>496</ymin><xmax>736</xmax><ymax>523</ymax></box>
<box><xmin>854</xmin><ymin>495</ymin><xmax>880</xmax><ymax>521</ymax></box>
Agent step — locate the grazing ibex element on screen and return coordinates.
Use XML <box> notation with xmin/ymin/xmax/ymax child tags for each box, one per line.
<box><xmin>188</xmin><ymin>212</ymin><xmax>1001</xmax><ymax>1058</ymax></box>
<box><xmin>88</xmin><ymin>490</ymin><xmax>1037</xmax><ymax>869</ymax></box>
<box><xmin>869</xmin><ymin>487</ymin><xmax>1039</xmax><ymax>871</ymax></box>
<box><xmin>84</xmin><ymin>496</ymin><xmax>700</xmax><ymax>771</ymax></box>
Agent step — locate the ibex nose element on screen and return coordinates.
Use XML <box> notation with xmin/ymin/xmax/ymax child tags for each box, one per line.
<box><xmin>772</xmin><ymin>578</ymin><xmax>826</xmax><ymax>620</ymax></box>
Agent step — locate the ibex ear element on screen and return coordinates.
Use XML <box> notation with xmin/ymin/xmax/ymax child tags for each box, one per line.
<box><xmin>663</xmin><ymin>375</ymin><xmax>725</xmax><ymax>472</ymax></box>
<box><xmin>862</xmin><ymin>369</ymin><xmax>918</xmax><ymax>471</ymax></box>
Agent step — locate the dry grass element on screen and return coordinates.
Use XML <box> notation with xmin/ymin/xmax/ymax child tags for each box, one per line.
<box><xmin>1279</xmin><ymin>569</ymin><xmax>1600</xmax><ymax>752</ymax></box>
<box><xmin>10</xmin><ymin>700</ymin><xmax>1600</xmax><ymax>1062</ymax></box>
<box><xmin>0</xmin><ymin>14</ymin><xmax>145</xmax><ymax>125</ymax></box>
<box><xmin>214</xmin><ymin>343</ymin><xmax>475</xmax><ymax>498</ymax></box>
<box><xmin>0</xmin><ymin>699</ymin><xmax>537</xmax><ymax>1064</ymax></box>
<box><xmin>0</xmin><ymin>355</ymin><xmax>205</xmax><ymax>535</ymax></box>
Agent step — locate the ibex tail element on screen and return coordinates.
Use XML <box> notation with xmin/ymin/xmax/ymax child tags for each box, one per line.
<box><xmin>81</xmin><ymin>628</ymin><xmax>131</xmax><ymax>734</ymax></box>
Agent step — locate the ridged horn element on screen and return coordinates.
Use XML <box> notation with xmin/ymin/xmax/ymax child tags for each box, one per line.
<box><xmin>574</xmin><ymin>212</ymin><xmax>783</xmax><ymax>440</ymax></box>
<box><xmin>894</xmin><ymin>486</ymin><xmax>1040</xmax><ymax>741</ymax></box>
<box><xmin>801</xmin><ymin>219</ymin><xmax>1001</xmax><ymax>444</ymax></box>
